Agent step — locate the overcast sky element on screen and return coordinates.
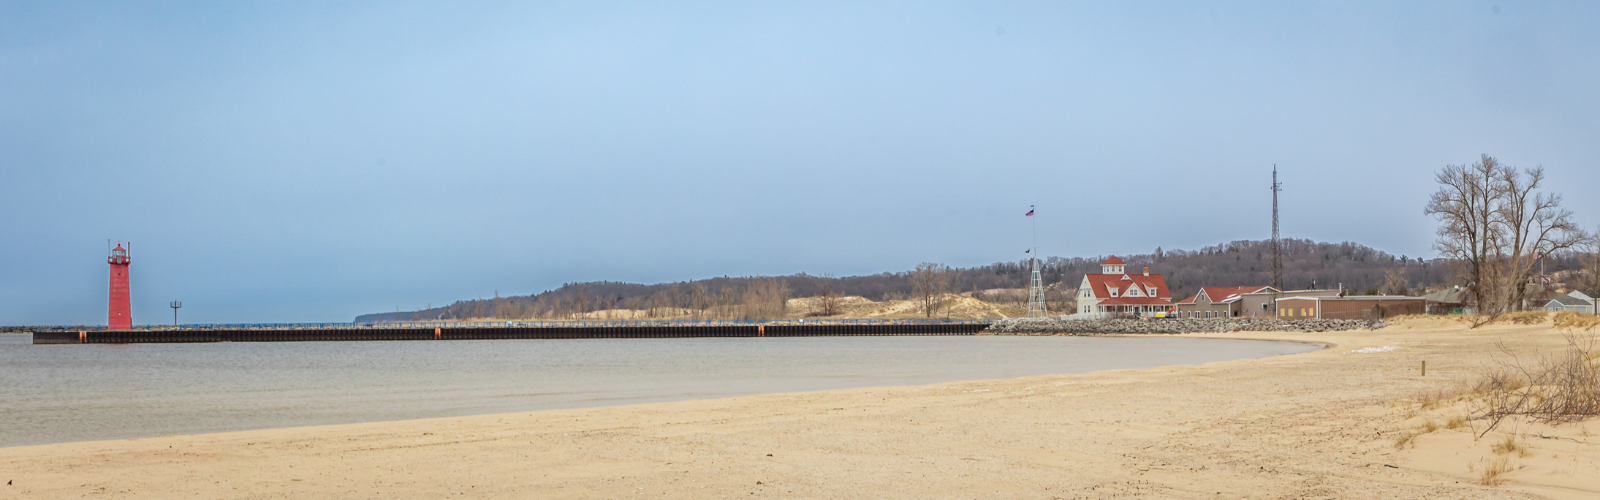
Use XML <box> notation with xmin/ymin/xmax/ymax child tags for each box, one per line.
<box><xmin>3</xmin><ymin>1</ymin><xmax>1598</xmax><ymax>325</ymax></box>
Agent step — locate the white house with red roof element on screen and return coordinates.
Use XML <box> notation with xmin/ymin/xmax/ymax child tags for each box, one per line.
<box><xmin>1076</xmin><ymin>256</ymin><xmax>1175</xmax><ymax>317</ymax></box>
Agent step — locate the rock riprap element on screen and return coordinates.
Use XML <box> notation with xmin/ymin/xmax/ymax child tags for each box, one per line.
<box><xmin>984</xmin><ymin>317</ymin><xmax>1381</xmax><ymax>335</ymax></box>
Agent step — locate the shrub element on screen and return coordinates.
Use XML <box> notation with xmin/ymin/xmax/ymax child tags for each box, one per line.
<box><xmin>1474</xmin><ymin>333</ymin><xmax>1600</xmax><ymax>436</ymax></box>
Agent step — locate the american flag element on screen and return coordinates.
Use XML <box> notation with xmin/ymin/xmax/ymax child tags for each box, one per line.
<box><xmin>1025</xmin><ymin>209</ymin><xmax>1034</xmax><ymax>216</ymax></box>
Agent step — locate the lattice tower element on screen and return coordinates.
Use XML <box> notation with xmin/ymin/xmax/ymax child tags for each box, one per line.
<box><xmin>1271</xmin><ymin>165</ymin><xmax>1283</xmax><ymax>291</ymax></box>
<box><xmin>1026</xmin><ymin>204</ymin><xmax>1048</xmax><ymax>317</ymax></box>
<box><xmin>1027</xmin><ymin>256</ymin><xmax>1049</xmax><ymax>318</ymax></box>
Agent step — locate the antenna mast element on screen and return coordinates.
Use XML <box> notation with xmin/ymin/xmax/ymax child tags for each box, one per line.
<box><xmin>1271</xmin><ymin>165</ymin><xmax>1283</xmax><ymax>290</ymax></box>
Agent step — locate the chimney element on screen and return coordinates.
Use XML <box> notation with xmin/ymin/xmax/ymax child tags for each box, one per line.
<box><xmin>1142</xmin><ymin>267</ymin><xmax>1149</xmax><ymax>276</ymax></box>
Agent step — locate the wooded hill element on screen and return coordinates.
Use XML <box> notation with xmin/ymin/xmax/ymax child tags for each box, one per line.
<box><xmin>355</xmin><ymin>238</ymin><xmax>1588</xmax><ymax>323</ymax></box>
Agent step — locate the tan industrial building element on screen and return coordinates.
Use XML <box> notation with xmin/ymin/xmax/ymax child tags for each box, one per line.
<box><xmin>1175</xmin><ymin>287</ymin><xmax>1341</xmax><ymax>318</ymax></box>
<box><xmin>1276</xmin><ymin>296</ymin><xmax>1426</xmax><ymax>320</ymax></box>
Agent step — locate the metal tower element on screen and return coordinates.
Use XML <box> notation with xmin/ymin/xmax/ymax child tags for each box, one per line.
<box><xmin>1270</xmin><ymin>166</ymin><xmax>1283</xmax><ymax>290</ymax></box>
<box><xmin>1026</xmin><ymin>205</ymin><xmax>1049</xmax><ymax>318</ymax></box>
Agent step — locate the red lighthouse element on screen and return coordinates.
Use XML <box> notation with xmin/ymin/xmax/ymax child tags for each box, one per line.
<box><xmin>108</xmin><ymin>243</ymin><xmax>132</xmax><ymax>329</ymax></box>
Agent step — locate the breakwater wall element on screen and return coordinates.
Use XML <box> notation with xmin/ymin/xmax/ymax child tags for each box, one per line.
<box><xmin>985</xmin><ymin>317</ymin><xmax>1381</xmax><ymax>335</ymax></box>
<box><xmin>32</xmin><ymin>322</ymin><xmax>986</xmax><ymax>344</ymax></box>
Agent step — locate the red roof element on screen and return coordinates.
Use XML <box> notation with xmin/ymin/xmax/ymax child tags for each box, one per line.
<box><xmin>1082</xmin><ymin>273</ymin><xmax>1171</xmax><ymax>301</ymax></box>
<box><xmin>1101</xmin><ymin>256</ymin><xmax>1126</xmax><ymax>265</ymax></box>
<box><xmin>1179</xmin><ymin>286</ymin><xmax>1276</xmax><ymax>305</ymax></box>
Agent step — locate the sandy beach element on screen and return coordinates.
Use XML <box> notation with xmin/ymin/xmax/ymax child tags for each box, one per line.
<box><xmin>4</xmin><ymin>319</ymin><xmax>1597</xmax><ymax>499</ymax></box>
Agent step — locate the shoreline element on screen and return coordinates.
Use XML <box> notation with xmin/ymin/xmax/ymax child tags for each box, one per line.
<box><xmin>1</xmin><ymin>334</ymin><xmax>1317</xmax><ymax>448</ymax></box>
<box><xmin>3</xmin><ymin>320</ymin><xmax>1596</xmax><ymax>498</ymax></box>
<box><xmin>0</xmin><ymin>336</ymin><xmax>1326</xmax><ymax>451</ymax></box>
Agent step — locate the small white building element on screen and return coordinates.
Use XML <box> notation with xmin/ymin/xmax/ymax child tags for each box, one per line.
<box><xmin>1543</xmin><ymin>291</ymin><xmax>1597</xmax><ymax>314</ymax></box>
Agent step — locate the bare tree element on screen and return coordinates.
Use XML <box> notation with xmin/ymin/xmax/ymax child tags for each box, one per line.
<box><xmin>1582</xmin><ymin>229</ymin><xmax>1600</xmax><ymax>315</ymax></box>
<box><xmin>741</xmin><ymin>279</ymin><xmax>790</xmax><ymax>319</ymax></box>
<box><xmin>1426</xmin><ymin>156</ymin><xmax>1505</xmax><ymax>317</ymax></box>
<box><xmin>910</xmin><ymin>262</ymin><xmax>951</xmax><ymax>318</ymax></box>
<box><xmin>817</xmin><ymin>274</ymin><xmax>842</xmax><ymax>316</ymax></box>
<box><xmin>1496</xmin><ymin>166</ymin><xmax>1584</xmax><ymax>311</ymax></box>
<box><xmin>689</xmin><ymin>283</ymin><xmax>711</xmax><ymax>319</ymax></box>
<box><xmin>1426</xmin><ymin>156</ymin><xmax>1583</xmax><ymax>320</ymax></box>
<box><xmin>1381</xmin><ymin>270</ymin><xmax>1410</xmax><ymax>296</ymax></box>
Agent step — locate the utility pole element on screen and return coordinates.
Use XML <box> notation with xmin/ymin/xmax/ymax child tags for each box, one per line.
<box><xmin>170</xmin><ymin>301</ymin><xmax>182</xmax><ymax>327</ymax></box>
<box><xmin>1271</xmin><ymin>165</ymin><xmax>1283</xmax><ymax>291</ymax></box>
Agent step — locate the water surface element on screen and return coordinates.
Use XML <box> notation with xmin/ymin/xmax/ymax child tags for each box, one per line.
<box><xmin>0</xmin><ymin>334</ymin><xmax>1317</xmax><ymax>447</ymax></box>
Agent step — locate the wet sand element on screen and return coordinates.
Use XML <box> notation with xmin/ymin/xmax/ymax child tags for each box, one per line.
<box><xmin>3</xmin><ymin>319</ymin><xmax>1595</xmax><ymax>499</ymax></box>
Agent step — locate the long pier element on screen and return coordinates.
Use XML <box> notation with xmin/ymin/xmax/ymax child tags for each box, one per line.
<box><xmin>29</xmin><ymin>319</ymin><xmax>991</xmax><ymax>344</ymax></box>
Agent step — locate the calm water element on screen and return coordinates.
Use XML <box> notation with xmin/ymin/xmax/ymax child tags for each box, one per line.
<box><xmin>0</xmin><ymin>334</ymin><xmax>1317</xmax><ymax>447</ymax></box>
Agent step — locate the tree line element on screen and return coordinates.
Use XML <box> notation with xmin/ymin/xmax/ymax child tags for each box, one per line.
<box><xmin>356</xmin><ymin>237</ymin><xmax>1575</xmax><ymax>323</ymax></box>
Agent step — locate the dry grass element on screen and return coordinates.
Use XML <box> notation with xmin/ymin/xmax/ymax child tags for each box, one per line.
<box><xmin>1415</xmin><ymin>386</ymin><xmax>1467</xmax><ymax>410</ymax></box>
<box><xmin>1387</xmin><ymin>313</ymin><xmax>1557</xmax><ymax>327</ymax></box>
<box><xmin>1445</xmin><ymin>415</ymin><xmax>1468</xmax><ymax>429</ymax></box>
<box><xmin>1392</xmin><ymin>430</ymin><xmax>1417</xmax><ymax>449</ymax></box>
<box><xmin>1479</xmin><ymin>455</ymin><xmax>1513</xmax><ymax>486</ymax></box>
<box><xmin>1490</xmin><ymin>433</ymin><xmax>1526</xmax><ymax>456</ymax></box>
<box><xmin>1415</xmin><ymin>391</ymin><xmax>1444</xmax><ymax>412</ymax></box>
<box><xmin>1496</xmin><ymin>311</ymin><xmax>1552</xmax><ymax>325</ymax></box>
<box><xmin>1392</xmin><ymin>417</ymin><xmax>1454</xmax><ymax>449</ymax></box>
<box><xmin>1473</xmin><ymin>332</ymin><xmax>1600</xmax><ymax>436</ymax></box>
<box><xmin>1554</xmin><ymin>311</ymin><xmax>1600</xmax><ymax>332</ymax></box>
<box><xmin>1388</xmin><ymin>314</ymin><xmax>1474</xmax><ymax>324</ymax></box>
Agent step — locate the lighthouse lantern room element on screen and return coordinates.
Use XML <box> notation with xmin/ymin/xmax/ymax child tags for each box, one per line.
<box><xmin>108</xmin><ymin>243</ymin><xmax>132</xmax><ymax>329</ymax></box>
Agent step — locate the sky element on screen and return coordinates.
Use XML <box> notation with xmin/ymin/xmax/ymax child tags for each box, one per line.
<box><xmin>3</xmin><ymin>1</ymin><xmax>1598</xmax><ymax>325</ymax></box>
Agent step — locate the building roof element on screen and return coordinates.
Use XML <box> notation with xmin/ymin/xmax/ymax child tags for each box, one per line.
<box><xmin>1278</xmin><ymin>295</ymin><xmax>1426</xmax><ymax>302</ymax></box>
<box><xmin>1544</xmin><ymin>296</ymin><xmax>1591</xmax><ymax>307</ymax></box>
<box><xmin>1101</xmin><ymin>256</ymin><xmax>1125</xmax><ymax>265</ymax></box>
<box><xmin>1178</xmin><ymin>286</ymin><xmax>1275</xmax><ymax>305</ymax></box>
<box><xmin>1081</xmin><ymin>273</ymin><xmax>1171</xmax><ymax>301</ymax></box>
<box><xmin>1423</xmin><ymin>286</ymin><xmax>1472</xmax><ymax>304</ymax></box>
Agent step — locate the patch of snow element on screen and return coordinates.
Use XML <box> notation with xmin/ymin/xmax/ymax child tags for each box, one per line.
<box><xmin>1350</xmin><ymin>345</ymin><xmax>1397</xmax><ymax>353</ymax></box>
